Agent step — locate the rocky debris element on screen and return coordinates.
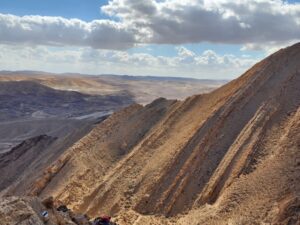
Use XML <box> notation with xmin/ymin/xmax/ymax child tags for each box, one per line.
<box><xmin>0</xmin><ymin>196</ymin><xmax>118</xmax><ymax>225</ymax></box>
<box><xmin>0</xmin><ymin>196</ymin><xmax>46</xmax><ymax>225</ymax></box>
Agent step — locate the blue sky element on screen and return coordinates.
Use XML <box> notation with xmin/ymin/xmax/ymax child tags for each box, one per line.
<box><xmin>0</xmin><ymin>0</ymin><xmax>109</xmax><ymax>20</ymax></box>
<box><xmin>0</xmin><ymin>0</ymin><xmax>299</xmax><ymax>79</ymax></box>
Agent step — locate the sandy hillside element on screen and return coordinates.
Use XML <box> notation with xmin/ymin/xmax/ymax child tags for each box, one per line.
<box><xmin>1</xmin><ymin>43</ymin><xmax>300</xmax><ymax>224</ymax></box>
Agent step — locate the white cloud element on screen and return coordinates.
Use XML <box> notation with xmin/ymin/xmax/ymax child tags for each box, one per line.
<box><xmin>0</xmin><ymin>0</ymin><xmax>299</xmax><ymax>50</ymax></box>
<box><xmin>102</xmin><ymin>0</ymin><xmax>300</xmax><ymax>47</ymax></box>
<box><xmin>0</xmin><ymin>45</ymin><xmax>259</xmax><ymax>79</ymax></box>
<box><xmin>0</xmin><ymin>14</ymin><xmax>136</xmax><ymax>50</ymax></box>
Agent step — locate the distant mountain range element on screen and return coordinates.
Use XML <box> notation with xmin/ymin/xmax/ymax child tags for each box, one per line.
<box><xmin>0</xmin><ymin>80</ymin><xmax>133</xmax><ymax>121</ymax></box>
<box><xmin>0</xmin><ymin>70</ymin><xmax>229</xmax><ymax>82</ymax></box>
<box><xmin>0</xmin><ymin>71</ymin><xmax>227</xmax><ymax>104</ymax></box>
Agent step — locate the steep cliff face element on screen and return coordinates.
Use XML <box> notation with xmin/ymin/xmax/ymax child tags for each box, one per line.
<box><xmin>27</xmin><ymin>43</ymin><xmax>300</xmax><ymax>224</ymax></box>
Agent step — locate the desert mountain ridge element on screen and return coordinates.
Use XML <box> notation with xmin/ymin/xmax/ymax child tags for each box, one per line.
<box><xmin>0</xmin><ymin>72</ymin><xmax>226</xmax><ymax>104</ymax></box>
<box><xmin>0</xmin><ymin>70</ymin><xmax>227</xmax><ymax>82</ymax></box>
<box><xmin>0</xmin><ymin>43</ymin><xmax>300</xmax><ymax>225</ymax></box>
<box><xmin>0</xmin><ymin>72</ymin><xmax>223</xmax><ymax>172</ymax></box>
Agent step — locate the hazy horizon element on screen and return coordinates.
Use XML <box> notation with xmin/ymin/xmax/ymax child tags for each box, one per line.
<box><xmin>0</xmin><ymin>69</ymin><xmax>232</xmax><ymax>81</ymax></box>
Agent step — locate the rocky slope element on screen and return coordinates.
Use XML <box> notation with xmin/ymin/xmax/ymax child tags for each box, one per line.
<box><xmin>0</xmin><ymin>196</ymin><xmax>48</xmax><ymax>225</ymax></box>
<box><xmin>0</xmin><ymin>196</ymin><xmax>98</xmax><ymax>225</ymax></box>
<box><xmin>1</xmin><ymin>43</ymin><xmax>300</xmax><ymax>225</ymax></box>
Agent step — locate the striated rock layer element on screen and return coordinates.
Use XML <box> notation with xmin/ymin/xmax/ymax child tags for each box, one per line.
<box><xmin>8</xmin><ymin>43</ymin><xmax>300</xmax><ymax>224</ymax></box>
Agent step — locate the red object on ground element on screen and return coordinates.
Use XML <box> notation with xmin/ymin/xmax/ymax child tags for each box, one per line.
<box><xmin>100</xmin><ymin>216</ymin><xmax>111</xmax><ymax>222</ymax></box>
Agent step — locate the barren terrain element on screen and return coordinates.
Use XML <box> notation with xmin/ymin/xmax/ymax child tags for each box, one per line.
<box><xmin>0</xmin><ymin>72</ymin><xmax>226</xmax><ymax>104</ymax></box>
<box><xmin>0</xmin><ymin>43</ymin><xmax>299</xmax><ymax>225</ymax></box>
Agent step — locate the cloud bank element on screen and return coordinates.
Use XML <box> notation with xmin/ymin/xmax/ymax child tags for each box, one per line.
<box><xmin>0</xmin><ymin>14</ymin><xmax>135</xmax><ymax>49</ymax></box>
<box><xmin>103</xmin><ymin>0</ymin><xmax>300</xmax><ymax>45</ymax></box>
<box><xmin>0</xmin><ymin>45</ymin><xmax>257</xmax><ymax>79</ymax></box>
<box><xmin>0</xmin><ymin>0</ymin><xmax>299</xmax><ymax>50</ymax></box>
